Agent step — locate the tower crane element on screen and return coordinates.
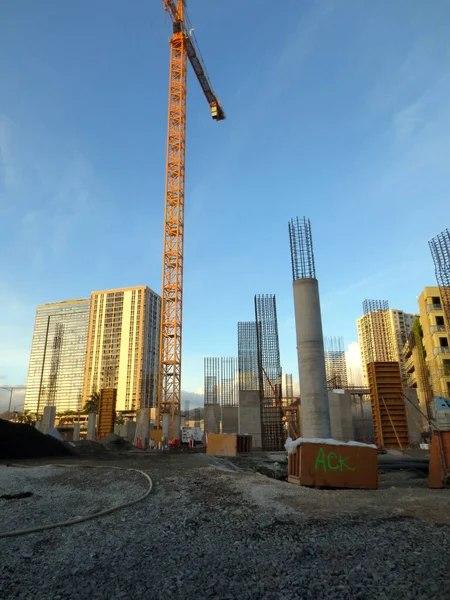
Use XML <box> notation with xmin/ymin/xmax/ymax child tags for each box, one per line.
<box><xmin>158</xmin><ymin>0</ymin><xmax>225</xmax><ymax>438</ymax></box>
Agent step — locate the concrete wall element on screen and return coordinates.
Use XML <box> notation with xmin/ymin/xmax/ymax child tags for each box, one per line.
<box><xmin>328</xmin><ymin>390</ymin><xmax>354</xmax><ymax>441</ymax></box>
<box><xmin>222</xmin><ymin>406</ymin><xmax>239</xmax><ymax>434</ymax></box>
<box><xmin>404</xmin><ymin>389</ymin><xmax>422</xmax><ymax>446</ymax></box>
<box><xmin>238</xmin><ymin>390</ymin><xmax>262</xmax><ymax>449</ymax></box>
<box><xmin>293</xmin><ymin>278</ymin><xmax>331</xmax><ymax>438</ymax></box>
<box><xmin>204</xmin><ymin>404</ymin><xmax>220</xmax><ymax>434</ymax></box>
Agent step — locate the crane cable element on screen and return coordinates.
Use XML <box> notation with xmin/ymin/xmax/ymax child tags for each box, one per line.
<box><xmin>0</xmin><ymin>464</ymin><xmax>153</xmax><ymax>539</ymax></box>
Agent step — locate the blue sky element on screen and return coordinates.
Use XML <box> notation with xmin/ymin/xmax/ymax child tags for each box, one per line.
<box><xmin>1</xmin><ymin>0</ymin><xmax>449</xmax><ymax>411</ymax></box>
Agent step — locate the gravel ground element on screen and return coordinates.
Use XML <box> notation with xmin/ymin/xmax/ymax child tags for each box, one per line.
<box><xmin>0</xmin><ymin>453</ymin><xmax>449</xmax><ymax>600</ymax></box>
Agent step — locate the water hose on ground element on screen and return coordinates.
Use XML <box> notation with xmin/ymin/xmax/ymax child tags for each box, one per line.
<box><xmin>0</xmin><ymin>464</ymin><xmax>153</xmax><ymax>539</ymax></box>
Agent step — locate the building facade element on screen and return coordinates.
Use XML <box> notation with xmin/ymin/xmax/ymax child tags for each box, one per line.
<box><xmin>24</xmin><ymin>299</ymin><xmax>91</xmax><ymax>414</ymax></box>
<box><xmin>357</xmin><ymin>309</ymin><xmax>417</xmax><ymax>387</ymax></box>
<box><xmin>403</xmin><ymin>287</ymin><xmax>450</xmax><ymax>414</ymax></box>
<box><xmin>82</xmin><ymin>286</ymin><xmax>161</xmax><ymax>412</ymax></box>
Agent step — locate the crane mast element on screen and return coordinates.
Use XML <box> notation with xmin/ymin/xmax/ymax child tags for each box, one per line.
<box><xmin>158</xmin><ymin>0</ymin><xmax>224</xmax><ymax>438</ymax></box>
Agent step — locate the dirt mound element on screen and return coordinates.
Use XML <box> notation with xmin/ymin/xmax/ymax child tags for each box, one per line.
<box><xmin>0</xmin><ymin>419</ymin><xmax>75</xmax><ymax>460</ymax></box>
<box><xmin>70</xmin><ymin>440</ymin><xmax>107</xmax><ymax>456</ymax></box>
<box><xmin>102</xmin><ymin>433</ymin><xmax>134</xmax><ymax>452</ymax></box>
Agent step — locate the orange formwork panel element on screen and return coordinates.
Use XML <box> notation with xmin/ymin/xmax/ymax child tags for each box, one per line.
<box><xmin>288</xmin><ymin>442</ymin><xmax>378</xmax><ymax>489</ymax></box>
<box><xmin>207</xmin><ymin>434</ymin><xmax>252</xmax><ymax>457</ymax></box>
<box><xmin>428</xmin><ymin>431</ymin><xmax>450</xmax><ymax>488</ymax></box>
<box><xmin>98</xmin><ymin>388</ymin><xmax>117</xmax><ymax>439</ymax></box>
<box><xmin>367</xmin><ymin>362</ymin><xmax>409</xmax><ymax>449</ymax></box>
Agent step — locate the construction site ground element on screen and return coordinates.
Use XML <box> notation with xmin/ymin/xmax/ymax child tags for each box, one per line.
<box><xmin>1</xmin><ymin>449</ymin><xmax>449</xmax><ymax>600</ymax></box>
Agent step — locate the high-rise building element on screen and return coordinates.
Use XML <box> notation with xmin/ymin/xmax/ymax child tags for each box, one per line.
<box><xmin>24</xmin><ymin>299</ymin><xmax>90</xmax><ymax>414</ymax></box>
<box><xmin>324</xmin><ymin>337</ymin><xmax>348</xmax><ymax>389</ymax></box>
<box><xmin>357</xmin><ymin>308</ymin><xmax>417</xmax><ymax>387</ymax></box>
<box><xmin>82</xmin><ymin>286</ymin><xmax>161</xmax><ymax>412</ymax></box>
<box><xmin>404</xmin><ymin>287</ymin><xmax>450</xmax><ymax>408</ymax></box>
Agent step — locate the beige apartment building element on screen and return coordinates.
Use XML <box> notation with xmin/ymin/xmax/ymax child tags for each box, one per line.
<box><xmin>24</xmin><ymin>299</ymin><xmax>91</xmax><ymax>414</ymax></box>
<box><xmin>403</xmin><ymin>287</ymin><xmax>450</xmax><ymax>414</ymax></box>
<box><xmin>82</xmin><ymin>286</ymin><xmax>161</xmax><ymax>412</ymax></box>
<box><xmin>357</xmin><ymin>309</ymin><xmax>417</xmax><ymax>388</ymax></box>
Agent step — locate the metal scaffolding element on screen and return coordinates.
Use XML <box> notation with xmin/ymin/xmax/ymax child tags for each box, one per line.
<box><xmin>204</xmin><ymin>357</ymin><xmax>220</xmax><ymax>404</ymax></box>
<box><xmin>254</xmin><ymin>294</ymin><xmax>284</xmax><ymax>451</ymax></box>
<box><xmin>429</xmin><ymin>229</ymin><xmax>450</xmax><ymax>331</ymax></box>
<box><xmin>288</xmin><ymin>216</ymin><xmax>315</xmax><ymax>280</ymax></box>
<box><xmin>324</xmin><ymin>336</ymin><xmax>348</xmax><ymax>389</ymax></box>
<box><xmin>237</xmin><ymin>322</ymin><xmax>259</xmax><ymax>391</ymax></box>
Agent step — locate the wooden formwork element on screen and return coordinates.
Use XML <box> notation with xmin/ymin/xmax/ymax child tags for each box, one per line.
<box><xmin>207</xmin><ymin>434</ymin><xmax>252</xmax><ymax>456</ymax></box>
<box><xmin>287</xmin><ymin>442</ymin><xmax>378</xmax><ymax>489</ymax></box>
<box><xmin>428</xmin><ymin>430</ymin><xmax>450</xmax><ymax>488</ymax></box>
<box><xmin>367</xmin><ymin>362</ymin><xmax>409</xmax><ymax>449</ymax></box>
<box><xmin>98</xmin><ymin>388</ymin><xmax>117</xmax><ymax>439</ymax></box>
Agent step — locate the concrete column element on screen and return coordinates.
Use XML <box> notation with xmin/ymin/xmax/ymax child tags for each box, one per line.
<box><xmin>42</xmin><ymin>406</ymin><xmax>56</xmax><ymax>434</ymax></box>
<box><xmin>222</xmin><ymin>406</ymin><xmax>239</xmax><ymax>434</ymax></box>
<box><xmin>86</xmin><ymin>413</ymin><xmax>97</xmax><ymax>440</ymax></box>
<box><xmin>73</xmin><ymin>423</ymin><xmax>80</xmax><ymax>441</ymax></box>
<box><xmin>204</xmin><ymin>404</ymin><xmax>220</xmax><ymax>434</ymax></box>
<box><xmin>293</xmin><ymin>278</ymin><xmax>331</xmax><ymax>438</ymax></box>
<box><xmin>162</xmin><ymin>413</ymin><xmax>170</xmax><ymax>441</ymax></box>
<box><xmin>328</xmin><ymin>390</ymin><xmax>353</xmax><ymax>441</ymax></box>
<box><xmin>404</xmin><ymin>389</ymin><xmax>422</xmax><ymax>446</ymax></box>
<box><xmin>173</xmin><ymin>414</ymin><xmax>181</xmax><ymax>440</ymax></box>
<box><xmin>239</xmin><ymin>390</ymin><xmax>262</xmax><ymax>449</ymax></box>
<box><xmin>35</xmin><ymin>420</ymin><xmax>43</xmax><ymax>432</ymax></box>
<box><xmin>134</xmin><ymin>409</ymin><xmax>150</xmax><ymax>448</ymax></box>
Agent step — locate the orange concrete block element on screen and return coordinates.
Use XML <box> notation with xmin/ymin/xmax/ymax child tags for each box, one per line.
<box><xmin>428</xmin><ymin>431</ymin><xmax>450</xmax><ymax>488</ymax></box>
<box><xmin>207</xmin><ymin>434</ymin><xmax>238</xmax><ymax>457</ymax></box>
<box><xmin>288</xmin><ymin>442</ymin><xmax>378</xmax><ymax>489</ymax></box>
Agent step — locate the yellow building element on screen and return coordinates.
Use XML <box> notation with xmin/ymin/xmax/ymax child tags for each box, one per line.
<box><xmin>82</xmin><ymin>286</ymin><xmax>161</xmax><ymax>412</ymax></box>
<box><xmin>24</xmin><ymin>299</ymin><xmax>90</xmax><ymax>414</ymax></box>
<box><xmin>417</xmin><ymin>287</ymin><xmax>450</xmax><ymax>399</ymax></box>
<box><xmin>357</xmin><ymin>309</ymin><xmax>417</xmax><ymax>387</ymax></box>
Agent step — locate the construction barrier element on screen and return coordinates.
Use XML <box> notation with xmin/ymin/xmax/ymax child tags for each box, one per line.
<box><xmin>206</xmin><ymin>434</ymin><xmax>252</xmax><ymax>457</ymax></box>
<box><xmin>288</xmin><ymin>442</ymin><xmax>378</xmax><ymax>489</ymax></box>
<box><xmin>428</xmin><ymin>430</ymin><xmax>450</xmax><ymax>488</ymax></box>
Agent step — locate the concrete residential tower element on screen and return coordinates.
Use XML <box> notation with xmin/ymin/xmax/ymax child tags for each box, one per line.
<box><xmin>24</xmin><ymin>299</ymin><xmax>90</xmax><ymax>414</ymax></box>
<box><xmin>357</xmin><ymin>308</ymin><xmax>417</xmax><ymax>387</ymax></box>
<box><xmin>288</xmin><ymin>217</ymin><xmax>331</xmax><ymax>438</ymax></box>
<box><xmin>82</xmin><ymin>286</ymin><xmax>161</xmax><ymax>412</ymax></box>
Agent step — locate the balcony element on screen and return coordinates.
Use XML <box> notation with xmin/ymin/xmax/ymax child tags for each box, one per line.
<box><xmin>406</xmin><ymin>371</ymin><xmax>417</xmax><ymax>387</ymax></box>
<box><xmin>437</xmin><ymin>368</ymin><xmax>450</xmax><ymax>378</ymax></box>
<box><xmin>427</xmin><ymin>304</ymin><xmax>442</xmax><ymax>312</ymax></box>
<box><xmin>434</xmin><ymin>347</ymin><xmax>450</xmax><ymax>355</ymax></box>
<box><xmin>430</xmin><ymin>325</ymin><xmax>446</xmax><ymax>334</ymax></box>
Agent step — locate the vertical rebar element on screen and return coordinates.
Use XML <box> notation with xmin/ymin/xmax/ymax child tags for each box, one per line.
<box><xmin>237</xmin><ymin>322</ymin><xmax>259</xmax><ymax>391</ymax></box>
<box><xmin>288</xmin><ymin>217</ymin><xmax>316</xmax><ymax>280</ymax></box>
<box><xmin>324</xmin><ymin>336</ymin><xmax>348</xmax><ymax>389</ymax></box>
<box><xmin>429</xmin><ymin>229</ymin><xmax>450</xmax><ymax>331</ymax></box>
<box><xmin>204</xmin><ymin>357</ymin><xmax>220</xmax><ymax>404</ymax></box>
<box><xmin>254</xmin><ymin>294</ymin><xmax>283</xmax><ymax>451</ymax></box>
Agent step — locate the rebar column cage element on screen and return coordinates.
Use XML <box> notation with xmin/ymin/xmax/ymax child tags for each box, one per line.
<box><xmin>238</xmin><ymin>322</ymin><xmax>260</xmax><ymax>391</ymax></box>
<box><xmin>204</xmin><ymin>357</ymin><xmax>220</xmax><ymax>404</ymax></box>
<box><xmin>288</xmin><ymin>217</ymin><xmax>316</xmax><ymax>280</ymax></box>
<box><xmin>324</xmin><ymin>336</ymin><xmax>348</xmax><ymax>389</ymax></box>
<box><xmin>221</xmin><ymin>357</ymin><xmax>237</xmax><ymax>407</ymax></box>
<box><xmin>254</xmin><ymin>294</ymin><xmax>284</xmax><ymax>451</ymax></box>
<box><xmin>362</xmin><ymin>299</ymin><xmax>394</xmax><ymax>364</ymax></box>
<box><xmin>429</xmin><ymin>229</ymin><xmax>450</xmax><ymax>331</ymax></box>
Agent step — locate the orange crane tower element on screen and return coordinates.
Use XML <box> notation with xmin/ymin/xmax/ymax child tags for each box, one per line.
<box><xmin>158</xmin><ymin>1</ymin><xmax>225</xmax><ymax>437</ymax></box>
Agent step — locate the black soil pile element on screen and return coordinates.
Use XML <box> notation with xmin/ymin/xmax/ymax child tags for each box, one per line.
<box><xmin>0</xmin><ymin>419</ymin><xmax>75</xmax><ymax>460</ymax></box>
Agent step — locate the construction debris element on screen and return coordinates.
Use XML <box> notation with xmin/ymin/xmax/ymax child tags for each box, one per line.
<box><xmin>0</xmin><ymin>419</ymin><xmax>74</xmax><ymax>460</ymax></box>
